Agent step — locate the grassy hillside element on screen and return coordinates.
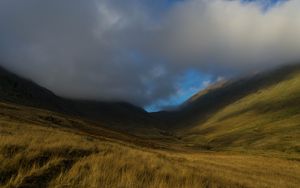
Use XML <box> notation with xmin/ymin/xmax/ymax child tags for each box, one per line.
<box><xmin>1</xmin><ymin>102</ymin><xmax>300</xmax><ymax>188</ymax></box>
<box><xmin>180</xmin><ymin>65</ymin><xmax>300</xmax><ymax>154</ymax></box>
<box><xmin>1</xmin><ymin>65</ymin><xmax>300</xmax><ymax>187</ymax></box>
<box><xmin>155</xmin><ymin>65</ymin><xmax>300</xmax><ymax>129</ymax></box>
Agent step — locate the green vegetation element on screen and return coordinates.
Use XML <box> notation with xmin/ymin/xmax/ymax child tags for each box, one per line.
<box><xmin>0</xmin><ymin>65</ymin><xmax>300</xmax><ymax>187</ymax></box>
<box><xmin>181</xmin><ymin>67</ymin><xmax>300</xmax><ymax>155</ymax></box>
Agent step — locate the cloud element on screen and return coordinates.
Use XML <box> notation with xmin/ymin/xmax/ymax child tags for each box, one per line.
<box><xmin>0</xmin><ymin>0</ymin><xmax>299</xmax><ymax>106</ymax></box>
<box><xmin>0</xmin><ymin>0</ymin><xmax>176</xmax><ymax>105</ymax></box>
<box><xmin>159</xmin><ymin>0</ymin><xmax>300</xmax><ymax>73</ymax></box>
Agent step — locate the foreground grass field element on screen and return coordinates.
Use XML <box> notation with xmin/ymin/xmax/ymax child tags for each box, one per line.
<box><xmin>1</xmin><ymin>102</ymin><xmax>300</xmax><ymax>188</ymax></box>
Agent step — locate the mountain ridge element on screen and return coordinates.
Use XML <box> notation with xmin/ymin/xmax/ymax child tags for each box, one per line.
<box><xmin>0</xmin><ymin>65</ymin><xmax>158</xmax><ymax>133</ymax></box>
<box><xmin>0</xmin><ymin>63</ymin><xmax>300</xmax><ymax>187</ymax></box>
<box><xmin>1</xmin><ymin>63</ymin><xmax>300</xmax><ymax>135</ymax></box>
<box><xmin>152</xmin><ymin>63</ymin><xmax>300</xmax><ymax>130</ymax></box>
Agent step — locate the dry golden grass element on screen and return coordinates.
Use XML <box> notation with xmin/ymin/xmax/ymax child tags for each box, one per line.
<box><xmin>182</xmin><ymin>71</ymin><xmax>300</xmax><ymax>155</ymax></box>
<box><xmin>1</xmin><ymin>105</ymin><xmax>300</xmax><ymax>188</ymax></box>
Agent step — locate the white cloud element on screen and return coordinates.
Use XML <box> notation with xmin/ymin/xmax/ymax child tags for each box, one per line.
<box><xmin>159</xmin><ymin>0</ymin><xmax>300</xmax><ymax>72</ymax></box>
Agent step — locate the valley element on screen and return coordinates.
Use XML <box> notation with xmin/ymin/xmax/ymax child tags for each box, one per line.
<box><xmin>0</xmin><ymin>65</ymin><xmax>300</xmax><ymax>187</ymax></box>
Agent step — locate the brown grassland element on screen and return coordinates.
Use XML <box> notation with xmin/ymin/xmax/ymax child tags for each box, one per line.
<box><xmin>0</xmin><ymin>102</ymin><xmax>300</xmax><ymax>188</ymax></box>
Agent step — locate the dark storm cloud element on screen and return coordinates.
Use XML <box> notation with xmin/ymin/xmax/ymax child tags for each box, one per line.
<box><xmin>0</xmin><ymin>0</ymin><xmax>299</xmax><ymax>106</ymax></box>
<box><xmin>0</xmin><ymin>0</ymin><xmax>177</xmax><ymax>105</ymax></box>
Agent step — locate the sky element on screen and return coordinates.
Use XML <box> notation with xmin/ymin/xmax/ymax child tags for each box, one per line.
<box><xmin>0</xmin><ymin>0</ymin><xmax>298</xmax><ymax>112</ymax></box>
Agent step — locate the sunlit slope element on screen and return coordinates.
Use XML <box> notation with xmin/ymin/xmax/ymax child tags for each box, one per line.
<box><xmin>1</xmin><ymin>104</ymin><xmax>300</xmax><ymax>188</ymax></box>
<box><xmin>182</xmin><ymin>66</ymin><xmax>300</xmax><ymax>153</ymax></box>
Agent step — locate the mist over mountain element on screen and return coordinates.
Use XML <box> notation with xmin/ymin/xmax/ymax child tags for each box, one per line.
<box><xmin>0</xmin><ymin>66</ymin><xmax>157</xmax><ymax>133</ymax></box>
<box><xmin>1</xmin><ymin>1</ymin><xmax>300</xmax><ymax>188</ymax></box>
<box><xmin>0</xmin><ymin>0</ymin><xmax>299</xmax><ymax>108</ymax></box>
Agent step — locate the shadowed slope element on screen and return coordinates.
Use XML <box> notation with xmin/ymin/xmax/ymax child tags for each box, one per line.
<box><xmin>0</xmin><ymin>66</ymin><xmax>159</xmax><ymax>133</ymax></box>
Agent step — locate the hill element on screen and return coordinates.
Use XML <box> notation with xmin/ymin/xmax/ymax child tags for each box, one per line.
<box><xmin>163</xmin><ymin>64</ymin><xmax>300</xmax><ymax>154</ymax></box>
<box><xmin>0</xmin><ymin>66</ymin><xmax>160</xmax><ymax>135</ymax></box>
<box><xmin>0</xmin><ymin>64</ymin><xmax>300</xmax><ymax>187</ymax></box>
<box><xmin>1</xmin><ymin>99</ymin><xmax>300</xmax><ymax>188</ymax></box>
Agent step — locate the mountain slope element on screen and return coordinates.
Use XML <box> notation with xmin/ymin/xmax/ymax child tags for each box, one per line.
<box><xmin>154</xmin><ymin>64</ymin><xmax>300</xmax><ymax>129</ymax></box>
<box><xmin>175</xmin><ymin>64</ymin><xmax>300</xmax><ymax>153</ymax></box>
<box><xmin>0</xmin><ymin>66</ymin><xmax>60</xmax><ymax>109</ymax></box>
<box><xmin>0</xmin><ymin>66</ymin><xmax>159</xmax><ymax>134</ymax></box>
<box><xmin>0</xmin><ymin>64</ymin><xmax>300</xmax><ymax>187</ymax></box>
<box><xmin>1</xmin><ymin>63</ymin><xmax>299</xmax><ymax>152</ymax></box>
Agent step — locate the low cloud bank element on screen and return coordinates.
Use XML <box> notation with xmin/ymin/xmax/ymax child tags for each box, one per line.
<box><xmin>0</xmin><ymin>0</ymin><xmax>299</xmax><ymax>106</ymax></box>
